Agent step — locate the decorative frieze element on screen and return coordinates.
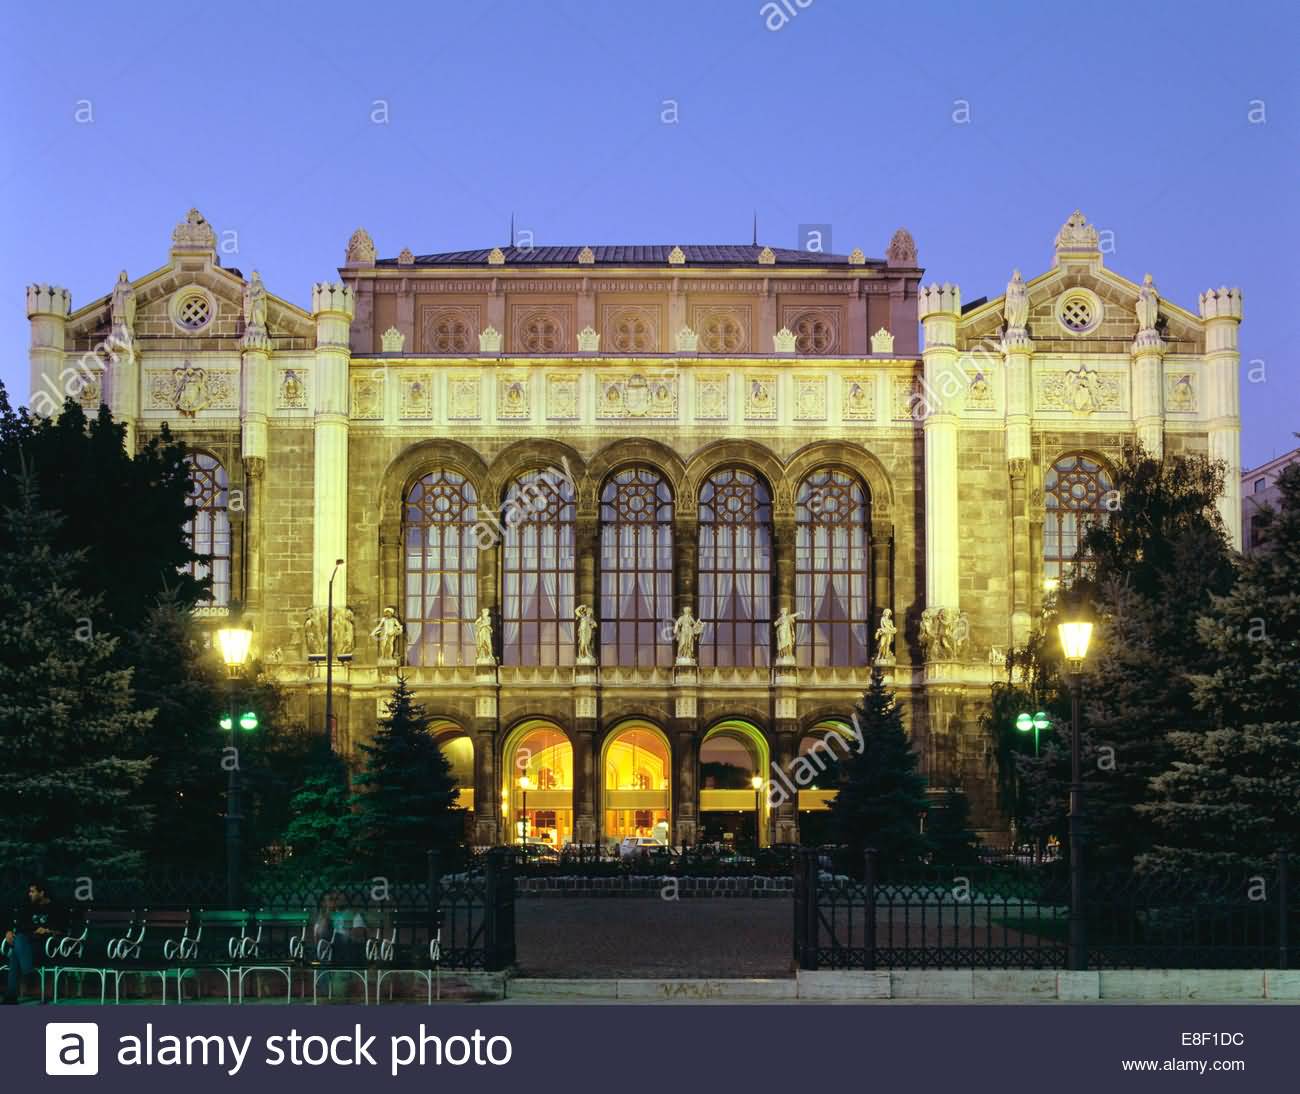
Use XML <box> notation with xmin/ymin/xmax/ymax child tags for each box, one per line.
<box><xmin>497</xmin><ymin>372</ymin><xmax>531</xmax><ymax>419</ymax></box>
<box><xmin>1035</xmin><ymin>365</ymin><xmax>1124</xmax><ymax>415</ymax></box>
<box><xmin>447</xmin><ymin>373</ymin><xmax>482</xmax><ymax>419</ymax></box>
<box><xmin>842</xmin><ymin>375</ymin><xmax>876</xmax><ymax>420</ymax></box>
<box><xmin>1165</xmin><ymin>372</ymin><xmax>1197</xmax><ymax>412</ymax></box>
<box><xmin>596</xmin><ymin>372</ymin><xmax>678</xmax><ymax>419</ymax></box>
<box><xmin>147</xmin><ymin>365</ymin><xmax>237</xmax><ymax>415</ymax></box>
<box><xmin>276</xmin><ymin>368</ymin><xmax>309</xmax><ymax>409</ymax></box>
<box><xmin>399</xmin><ymin>371</ymin><xmax>434</xmax><ymax>419</ymax></box>
<box><xmin>794</xmin><ymin>376</ymin><xmax>827</xmax><ymax>421</ymax></box>
<box><xmin>893</xmin><ymin>376</ymin><xmax>923</xmax><ymax>420</ymax></box>
<box><xmin>744</xmin><ymin>374</ymin><xmax>778</xmax><ymax>420</ymax></box>
<box><xmin>965</xmin><ymin>365</ymin><xmax>996</xmax><ymax>411</ymax></box>
<box><xmin>350</xmin><ymin>372</ymin><xmax>384</xmax><ymax>420</ymax></box>
<box><xmin>547</xmin><ymin>373</ymin><xmax>580</xmax><ymax>419</ymax></box>
<box><xmin>694</xmin><ymin>373</ymin><xmax>728</xmax><ymax>420</ymax></box>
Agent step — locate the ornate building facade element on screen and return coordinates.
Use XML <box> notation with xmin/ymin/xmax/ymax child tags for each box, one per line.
<box><xmin>25</xmin><ymin>210</ymin><xmax>1244</xmax><ymax>846</ymax></box>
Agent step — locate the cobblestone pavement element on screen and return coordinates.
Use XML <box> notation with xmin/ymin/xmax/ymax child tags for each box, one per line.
<box><xmin>515</xmin><ymin>897</ymin><xmax>795</xmax><ymax>979</ymax></box>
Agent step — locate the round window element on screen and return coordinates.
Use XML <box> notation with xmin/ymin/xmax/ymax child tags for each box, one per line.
<box><xmin>170</xmin><ymin>288</ymin><xmax>215</xmax><ymax>333</ymax></box>
<box><xmin>1054</xmin><ymin>289</ymin><xmax>1103</xmax><ymax>336</ymax></box>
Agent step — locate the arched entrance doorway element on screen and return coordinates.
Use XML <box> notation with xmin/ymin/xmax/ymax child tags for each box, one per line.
<box><xmin>430</xmin><ymin>720</ymin><xmax>474</xmax><ymax>812</ymax></box>
<box><xmin>794</xmin><ymin>720</ymin><xmax>851</xmax><ymax>845</ymax></box>
<box><xmin>501</xmin><ymin>720</ymin><xmax>573</xmax><ymax>848</ymax></box>
<box><xmin>698</xmin><ymin>719</ymin><xmax>771</xmax><ymax>848</ymax></box>
<box><xmin>600</xmin><ymin>722</ymin><xmax>672</xmax><ymax>847</ymax></box>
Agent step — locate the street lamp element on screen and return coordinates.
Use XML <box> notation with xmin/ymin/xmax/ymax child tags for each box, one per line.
<box><xmin>325</xmin><ymin>559</ymin><xmax>344</xmax><ymax>749</ymax></box>
<box><xmin>1058</xmin><ymin>610</ymin><xmax>1094</xmax><ymax>971</ymax></box>
<box><xmin>518</xmin><ymin>775</ymin><xmax>533</xmax><ymax>847</ymax></box>
<box><xmin>1015</xmin><ymin>710</ymin><xmax>1052</xmax><ymax>757</ymax></box>
<box><xmin>751</xmin><ymin>774</ymin><xmax>764</xmax><ymax>851</ymax></box>
<box><xmin>216</xmin><ymin>622</ymin><xmax>253</xmax><ymax>908</ymax></box>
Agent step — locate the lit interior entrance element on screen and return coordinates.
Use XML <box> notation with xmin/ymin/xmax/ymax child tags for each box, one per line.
<box><xmin>601</xmin><ymin>722</ymin><xmax>671</xmax><ymax>846</ymax></box>
<box><xmin>431</xmin><ymin>720</ymin><xmax>475</xmax><ymax>813</ymax></box>
<box><xmin>698</xmin><ymin>719</ymin><xmax>770</xmax><ymax>848</ymax></box>
<box><xmin>502</xmin><ymin>720</ymin><xmax>573</xmax><ymax>848</ymax></box>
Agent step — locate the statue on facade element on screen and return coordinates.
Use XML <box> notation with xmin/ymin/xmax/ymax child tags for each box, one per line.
<box><xmin>474</xmin><ymin>608</ymin><xmax>495</xmax><ymax>664</ymax></box>
<box><xmin>575</xmin><ymin>604</ymin><xmax>598</xmax><ymax>663</ymax></box>
<box><xmin>774</xmin><ymin>607</ymin><xmax>802</xmax><ymax>663</ymax></box>
<box><xmin>332</xmin><ymin>606</ymin><xmax>355</xmax><ymax>656</ymax></box>
<box><xmin>873</xmin><ymin>608</ymin><xmax>897</xmax><ymax>666</ymax></box>
<box><xmin>111</xmin><ymin>269</ymin><xmax>135</xmax><ymax>338</ymax></box>
<box><xmin>949</xmin><ymin>610</ymin><xmax>971</xmax><ymax>659</ymax></box>
<box><xmin>1004</xmin><ymin>268</ymin><xmax>1029</xmax><ymax>331</ymax></box>
<box><xmin>919</xmin><ymin>607</ymin><xmax>941</xmax><ymax>660</ymax></box>
<box><xmin>303</xmin><ymin>606</ymin><xmax>326</xmax><ymax>656</ymax></box>
<box><xmin>371</xmin><ymin>606</ymin><xmax>403</xmax><ymax>663</ymax></box>
<box><xmin>672</xmin><ymin>606</ymin><xmax>706</xmax><ymax>664</ymax></box>
<box><xmin>243</xmin><ymin>270</ymin><xmax>269</xmax><ymax>339</ymax></box>
<box><xmin>1135</xmin><ymin>272</ymin><xmax>1159</xmax><ymax>333</ymax></box>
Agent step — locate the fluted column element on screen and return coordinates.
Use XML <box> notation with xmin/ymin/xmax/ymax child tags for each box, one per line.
<box><xmin>240</xmin><ymin>323</ymin><xmax>271</xmax><ymax>613</ymax></box>
<box><xmin>1003</xmin><ymin>326</ymin><xmax>1033</xmax><ymax>646</ymax></box>
<box><xmin>311</xmin><ymin>282</ymin><xmax>354</xmax><ymax>607</ymax></box>
<box><xmin>918</xmin><ymin>283</ymin><xmax>963</xmax><ymax>617</ymax></box>
<box><xmin>1132</xmin><ymin>330</ymin><xmax>1166</xmax><ymax>459</ymax></box>
<box><xmin>26</xmin><ymin>284</ymin><xmax>71</xmax><ymax>418</ymax></box>
<box><xmin>1200</xmin><ymin>287</ymin><xmax>1244</xmax><ymax>551</ymax></box>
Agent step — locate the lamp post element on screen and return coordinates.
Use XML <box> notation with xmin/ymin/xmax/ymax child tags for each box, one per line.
<box><xmin>324</xmin><ymin>559</ymin><xmax>344</xmax><ymax>749</ymax></box>
<box><xmin>216</xmin><ymin>623</ymin><xmax>253</xmax><ymax>907</ymax></box>
<box><xmin>751</xmin><ymin>774</ymin><xmax>764</xmax><ymax>851</ymax></box>
<box><xmin>1015</xmin><ymin>710</ymin><xmax>1051</xmax><ymax>756</ymax></box>
<box><xmin>518</xmin><ymin>775</ymin><xmax>533</xmax><ymax>847</ymax></box>
<box><xmin>1058</xmin><ymin>614</ymin><xmax>1094</xmax><ymax>972</ymax></box>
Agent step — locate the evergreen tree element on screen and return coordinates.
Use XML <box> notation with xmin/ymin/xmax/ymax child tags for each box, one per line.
<box><xmin>828</xmin><ymin>668</ymin><xmax>931</xmax><ymax>868</ymax></box>
<box><xmin>926</xmin><ymin>788</ymin><xmax>983</xmax><ymax>866</ymax></box>
<box><xmin>281</xmin><ymin>740</ymin><xmax>362</xmax><ymax>881</ymax></box>
<box><xmin>353</xmin><ymin>677</ymin><xmax>461</xmax><ymax>874</ymax></box>
<box><xmin>1140</xmin><ymin>461</ymin><xmax>1300</xmax><ymax>874</ymax></box>
<box><xmin>0</xmin><ymin>472</ymin><xmax>155</xmax><ymax>877</ymax></box>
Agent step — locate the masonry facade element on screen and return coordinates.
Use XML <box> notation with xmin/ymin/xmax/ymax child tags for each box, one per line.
<box><xmin>25</xmin><ymin>210</ymin><xmax>1244</xmax><ymax>846</ymax></box>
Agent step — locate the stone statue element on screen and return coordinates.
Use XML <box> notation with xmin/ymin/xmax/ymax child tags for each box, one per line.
<box><xmin>1135</xmin><ymin>272</ymin><xmax>1159</xmax><ymax>332</ymax></box>
<box><xmin>774</xmin><ymin>608</ymin><xmax>802</xmax><ymax>663</ymax></box>
<box><xmin>303</xmin><ymin>606</ymin><xmax>326</xmax><ymax>656</ymax></box>
<box><xmin>332</xmin><ymin>606</ymin><xmax>355</xmax><ymax>656</ymax></box>
<box><xmin>371</xmin><ymin>607</ymin><xmax>403</xmax><ymax>663</ymax></box>
<box><xmin>474</xmin><ymin>608</ymin><xmax>495</xmax><ymax>663</ymax></box>
<box><xmin>672</xmin><ymin>606</ymin><xmax>706</xmax><ymax>663</ymax></box>
<box><xmin>243</xmin><ymin>270</ymin><xmax>268</xmax><ymax>336</ymax></box>
<box><xmin>938</xmin><ymin>607</ymin><xmax>960</xmax><ymax>658</ymax></box>
<box><xmin>919</xmin><ymin>607</ymin><xmax>941</xmax><ymax>660</ymax></box>
<box><xmin>110</xmin><ymin>270</ymin><xmax>135</xmax><ymax>336</ymax></box>
<box><xmin>1004</xmin><ymin>269</ymin><xmax>1029</xmax><ymax>330</ymax></box>
<box><xmin>575</xmin><ymin>605</ymin><xmax>598</xmax><ymax>663</ymax></box>
<box><xmin>950</xmin><ymin>610</ymin><xmax>971</xmax><ymax>659</ymax></box>
<box><xmin>873</xmin><ymin>608</ymin><xmax>897</xmax><ymax>666</ymax></box>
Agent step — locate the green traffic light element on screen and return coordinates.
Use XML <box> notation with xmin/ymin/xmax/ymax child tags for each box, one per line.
<box><xmin>239</xmin><ymin>711</ymin><xmax>259</xmax><ymax>732</ymax></box>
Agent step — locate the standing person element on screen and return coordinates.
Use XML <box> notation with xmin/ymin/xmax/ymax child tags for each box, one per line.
<box><xmin>3</xmin><ymin>880</ymin><xmax>64</xmax><ymax>1004</ymax></box>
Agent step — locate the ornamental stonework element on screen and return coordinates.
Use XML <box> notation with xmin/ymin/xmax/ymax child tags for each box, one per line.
<box><xmin>1036</xmin><ymin>366</ymin><xmax>1123</xmax><ymax>415</ymax></box>
<box><xmin>965</xmin><ymin>365</ymin><xmax>996</xmax><ymax>410</ymax></box>
<box><xmin>276</xmin><ymin>368</ymin><xmax>308</xmax><ymax>409</ymax></box>
<box><xmin>842</xmin><ymin>375</ymin><xmax>876</xmax><ymax>421</ymax></box>
<box><xmin>547</xmin><ymin>373</ymin><xmax>580</xmax><ymax>420</ymax></box>
<box><xmin>744</xmin><ymin>374</ymin><xmax>777</xmax><ymax>420</ymax></box>
<box><xmin>694</xmin><ymin>373</ymin><xmax>728</xmax><ymax>420</ymax></box>
<box><xmin>497</xmin><ymin>373</ymin><xmax>531</xmax><ymax>419</ymax></box>
<box><xmin>512</xmin><ymin>305</ymin><xmax>572</xmax><ymax>353</ymax></box>
<box><xmin>893</xmin><ymin>376</ymin><xmax>923</xmax><ymax>421</ymax></box>
<box><xmin>399</xmin><ymin>371</ymin><xmax>434</xmax><ymax>418</ymax></box>
<box><xmin>350</xmin><ymin>373</ymin><xmax>384</xmax><ymax>420</ymax></box>
<box><xmin>76</xmin><ymin>370</ymin><xmax>104</xmax><ymax>410</ymax></box>
<box><xmin>602</xmin><ymin>305</ymin><xmax>660</xmax><ymax>352</ymax></box>
<box><xmin>693</xmin><ymin>305</ymin><xmax>750</xmax><ymax>353</ymax></box>
<box><xmin>421</xmin><ymin>306</ymin><xmax>478</xmax><ymax>353</ymax></box>
<box><xmin>781</xmin><ymin>307</ymin><xmax>840</xmax><ymax>355</ymax></box>
<box><xmin>794</xmin><ymin>376</ymin><xmax>827</xmax><ymax>421</ymax></box>
<box><xmin>1165</xmin><ymin>373</ymin><xmax>1197</xmax><ymax>412</ymax></box>
<box><xmin>596</xmin><ymin>372</ymin><xmax>677</xmax><ymax>419</ymax></box>
<box><xmin>447</xmin><ymin>373</ymin><xmax>482</xmax><ymax>419</ymax></box>
<box><xmin>147</xmin><ymin>366</ymin><xmax>237</xmax><ymax>414</ymax></box>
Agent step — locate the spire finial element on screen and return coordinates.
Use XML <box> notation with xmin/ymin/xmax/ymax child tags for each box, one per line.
<box><xmin>752</xmin><ymin>210</ymin><xmax>757</xmax><ymax>247</ymax></box>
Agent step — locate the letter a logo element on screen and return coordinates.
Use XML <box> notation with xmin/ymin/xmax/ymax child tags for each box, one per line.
<box><xmin>46</xmin><ymin>1023</ymin><xmax>99</xmax><ymax>1075</ymax></box>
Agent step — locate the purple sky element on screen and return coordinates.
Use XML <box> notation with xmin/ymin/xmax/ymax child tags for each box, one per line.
<box><xmin>2</xmin><ymin>0</ymin><xmax>1295</xmax><ymax>469</ymax></box>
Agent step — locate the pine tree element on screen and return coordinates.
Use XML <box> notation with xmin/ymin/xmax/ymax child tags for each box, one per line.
<box><xmin>282</xmin><ymin>740</ymin><xmax>362</xmax><ymax>881</ymax></box>
<box><xmin>926</xmin><ymin>788</ymin><xmax>983</xmax><ymax>866</ymax></box>
<box><xmin>353</xmin><ymin>676</ymin><xmax>462</xmax><ymax>874</ymax></box>
<box><xmin>828</xmin><ymin>667</ymin><xmax>931</xmax><ymax>868</ymax></box>
<box><xmin>1140</xmin><ymin>461</ymin><xmax>1300</xmax><ymax>874</ymax></box>
<box><xmin>0</xmin><ymin>472</ymin><xmax>155</xmax><ymax>877</ymax></box>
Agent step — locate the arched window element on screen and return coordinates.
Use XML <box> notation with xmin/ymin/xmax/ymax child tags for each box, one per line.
<box><xmin>183</xmin><ymin>453</ymin><xmax>231</xmax><ymax>605</ymax></box>
<box><xmin>501</xmin><ymin>469</ymin><xmax>576</xmax><ymax>667</ymax></box>
<box><xmin>698</xmin><ymin>468</ymin><xmax>773</xmax><ymax>667</ymax></box>
<box><xmin>1044</xmin><ymin>453</ymin><xmax>1114</xmax><ymax>583</ymax></box>
<box><xmin>404</xmin><ymin>469</ymin><xmax>479</xmax><ymax>667</ymax></box>
<box><xmin>600</xmin><ymin>467</ymin><xmax>674</xmax><ymax>667</ymax></box>
<box><xmin>795</xmin><ymin>468</ymin><xmax>870</xmax><ymax>667</ymax></box>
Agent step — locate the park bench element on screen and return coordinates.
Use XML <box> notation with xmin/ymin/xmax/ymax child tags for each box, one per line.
<box><xmin>48</xmin><ymin>907</ymin><xmax>126</xmax><ymax>1004</ymax></box>
<box><xmin>101</xmin><ymin>908</ymin><xmax>192</xmax><ymax>1003</ymax></box>
<box><xmin>373</xmin><ymin>908</ymin><xmax>445</xmax><ymax>1004</ymax></box>
<box><xmin>171</xmin><ymin>908</ymin><xmax>254</xmax><ymax>1003</ymax></box>
<box><xmin>233</xmin><ymin>909</ymin><xmax>309</xmax><ymax>1003</ymax></box>
<box><xmin>306</xmin><ymin>909</ymin><xmax>372</xmax><ymax>1005</ymax></box>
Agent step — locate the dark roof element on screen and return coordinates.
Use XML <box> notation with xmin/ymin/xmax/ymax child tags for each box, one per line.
<box><xmin>376</xmin><ymin>243</ymin><xmax>883</xmax><ymax>268</ymax></box>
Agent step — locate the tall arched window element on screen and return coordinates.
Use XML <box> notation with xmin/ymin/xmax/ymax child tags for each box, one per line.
<box><xmin>795</xmin><ymin>468</ymin><xmax>870</xmax><ymax>667</ymax></box>
<box><xmin>183</xmin><ymin>453</ymin><xmax>231</xmax><ymax>605</ymax></box>
<box><xmin>698</xmin><ymin>468</ymin><xmax>773</xmax><ymax>667</ymax></box>
<box><xmin>1044</xmin><ymin>453</ymin><xmax>1114</xmax><ymax>583</ymax></box>
<box><xmin>501</xmin><ymin>469</ymin><xmax>576</xmax><ymax>667</ymax></box>
<box><xmin>404</xmin><ymin>469</ymin><xmax>479</xmax><ymax>667</ymax></box>
<box><xmin>600</xmin><ymin>467</ymin><xmax>674</xmax><ymax>668</ymax></box>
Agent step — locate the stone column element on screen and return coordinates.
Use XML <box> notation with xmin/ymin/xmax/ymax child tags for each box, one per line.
<box><xmin>758</xmin><ymin>280</ymin><xmax>777</xmax><ymax>350</ymax></box>
<box><xmin>26</xmin><ymin>284</ymin><xmax>71</xmax><ymax>418</ymax></box>
<box><xmin>918</xmin><ymin>283</ymin><xmax>963</xmax><ymax>617</ymax></box>
<box><xmin>241</xmin><ymin>458</ymin><xmax>266</xmax><ymax>611</ymax></box>
<box><xmin>869</xmin><ymin>520</ymin><xmax>894</xmax><ymax>642</ymax></box>
<box><xmin>1003</xmin><ymin>327</ymin><xmax>1034</xmax><ymax>647</ymax></box>
<box><xmin>668</xmin><ymin>278</ymin><xmax>686</xmax><ymax>346</ymax></box>
<box><xmin>395</xmin><ymin>281</ymin><xmax>415</xmax><ymax>354</ymax></box>
<box><xmin>672</xmin><ymin>699</ymin><xmax>699</xmax><ymax>847</ymax></box>
<box><xmin>772</xmin><ymin>516</ymin><xmax>796</xmax><ymax>622</ymax></box>
<box><xmin>240</xmin><ymin>327</ymin><xmax>271</xmax><ymax>613</ymax></box>
<box><xmin>1199</xmin><ymin>287</ymin><xmax>1244</xmax><ymax>551</ymax></box>
<box><xmin>1131</xmin><ymin>329</ymin><xmax>1166</xmax><ymax>460</ymax></box>
<box><xmin>773</xmin><ymin>728</ymin><xmax>798</xmax><ymax>845</ymax></box>
<box><xmin>674</xmin><ymin>521</ymin><xmax>698</xmax><ymax>614</ymax></box>
<box><xmin>573</xmin><ymin>700</ymin><xmax>598</xmax><ymax>846</ymax></box>
<box><xmin>311</xmin><ymin>282</ymin><xmax>354</xmax><ymax>608</ymax></box>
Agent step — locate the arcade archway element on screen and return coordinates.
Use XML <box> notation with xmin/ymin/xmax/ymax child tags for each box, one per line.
<box><xmin>698</xmin><ymin>719</ymin><xmax>771</xmax><ymax>847</ymax></box>
<box><xmin>501</xmin><ymin>719</ymin><xmax>573</xmax><ymax>848</ymax></box>
<box><xmin>600</xmin><ymin>721</ymin><xmax>672</xmax><ymax>846</ymax></box>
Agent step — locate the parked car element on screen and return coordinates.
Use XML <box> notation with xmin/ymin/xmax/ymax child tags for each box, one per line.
<box><xmin>619</xmin><ymin>836</ymin><xmax>667</xmax><ymax>861</ymax></box>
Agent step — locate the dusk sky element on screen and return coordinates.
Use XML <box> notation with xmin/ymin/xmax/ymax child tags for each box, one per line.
<box><xmin>2</xmin><ymin>0</ymin><xmax>1295</xmax><ymax>468</ymax></box>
